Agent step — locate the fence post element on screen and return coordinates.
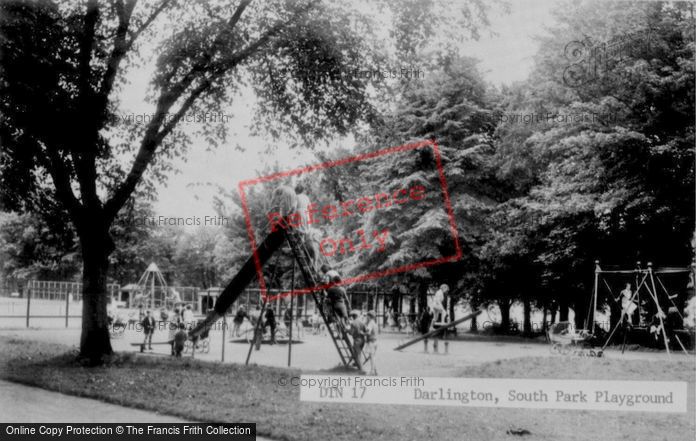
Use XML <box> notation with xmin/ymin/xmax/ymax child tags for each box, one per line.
<box><xmin>221</xmin><ymin>314</ymin><xmax>226</xmax><ymax>363</ymax></box>
<box><xmin>26</xmin><ymin>287</ymin><xmax>31</xmax><ymax>328</ymax></box>
<box><xmin>65</xmin><ymin>290</ymin><xmax>70</xmax><ymax>328</ymax></box>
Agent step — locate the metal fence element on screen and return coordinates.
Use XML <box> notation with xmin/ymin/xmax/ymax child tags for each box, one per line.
<box><xmin>0</xmin><ymin>280</ymin><xmax>120</xmax><ymax>328</ymax></box>
<box><xmin>26</xmin><ymin>280</ymin><xmax>120</xmax><ymax>302</ymax></box>
<box><xmin>227</xmin><ymin>287</ymin><xmax>396</xmax><ymax>324</ymax></box>
<box><xmin>0</xmin><ymin>279</ymin><xmax>398</xmax><ymax>329</ymax></box>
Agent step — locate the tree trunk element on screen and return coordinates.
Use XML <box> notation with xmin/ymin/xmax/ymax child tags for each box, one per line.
<box><xmin>78</xmin><ymin>222</ymin><xmax>114</xmax><ymax>365</ymax></box>
<box><xmin>469</xmin><ymin>298</ymin><xmax>478</xmax><ymax>332</ymax></box>
<box><xmin>523</xmin><ymin>297</ymin><xmax>532</xmax><ymax>336</ymax></box>
<box><xmin>574</xmin><ymin>299</ymin><xmax>587</xmax><ymax>329</ymax></box>
<box><xmin>541</xmin><ymin>306</ymin><xmax>548</xmax><ymax>333</ymax></box>
<box><xmin>498</xmin><ymin>300</ymin><xmax>511</xmax><ymax>333</ymax></box>
<box><xmin>558</xmin><ymin>296</ymin><xmax>569</xmax><ymax>322</ymax></box>
<box><xmin>549</xmin><ymin>304</ymin><xmax>558</xmax><ymax>325</ymax></box>
<box><xmin>418</xmin><ymin>282</ymin><xmax>428</xmax><ymax>312</ymax></box>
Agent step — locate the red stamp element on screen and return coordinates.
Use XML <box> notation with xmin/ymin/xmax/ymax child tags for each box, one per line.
<box><xmin>238</xmin><ymin>139</ymin><xmax>461</xmax><ymax>301</ymax></box>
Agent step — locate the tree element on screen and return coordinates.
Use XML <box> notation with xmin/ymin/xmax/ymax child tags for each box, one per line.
<box><xmin>338</xmin><ymin>56</ymin><xmax>502</xmax><ymax>311</ymax></box>
<box><xmin>172</xmin><ymin>226</ymin><xmax>225</xmax><ymax>289</ymax></box>
<box><xmin>0</xmin><ymin>210</ymin><xmax>80</xmax><ymax>284</ymax></box>
<box><xmin>0</xmin><ymin>0</ymin><xmax>383</xmax><ymax>363</ymax></box>
<box><xmin>0</xmin><ymin>200</ymin><xmax>176</xmax><ymax>288</ymax></box>
<box><xmin>107</xmin><ymin>201</ymin><xmax>159</xmax><ymax>284</ymax></box>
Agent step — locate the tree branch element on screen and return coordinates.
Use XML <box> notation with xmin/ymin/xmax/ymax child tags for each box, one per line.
<box><xmin>104</xmin><ymin>0</ymin><xmax>321</xmax><ymax>221</ymax></box>
<box><xmin>41</xmin><ymin>145</ymin><xmax>82</xmax><ymax>219</ymax></box>
<box><xmin>154</xmin><ymin>0</ymin><xmax>251</xmax><ymax>91</ymax></box>
<box><xmin>127</xmin><ymin>0</ymin><xmax>173</xmax><ymax>50</ymax></box>
<box><xmin>228</xmin><ymin>0</ymin><xmax>253</xmax><ymax>30</ymax></box>
<box><xmin>98</xmin><ymin>0</ymin><xmax>136</xmax><ymax>112</ymax></box>
<box><xmin>73</xmin><ymin>0</ymin><xmax>101</xmax><ymax>209</ymax></box>
<box><xmin>103</xmin><ymin>94</ymin><xmax>174</xmax><ymax>220</ymax></box>
<box><xmin>75</xmin><ymin>0</ymin><xmax>134</xmax><ymax>199</ymax></box>
<box><xmin>78</xmin><ymin>0</ymin><xmax>99</xmax><ymax>107</ymax></box>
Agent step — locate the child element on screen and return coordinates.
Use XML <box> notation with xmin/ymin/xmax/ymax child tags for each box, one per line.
<box><xmin>326</xmin><ymin>278</ymin><xmax>349</xmax><ymax>330</ymax></box>
<box><xmin>418</xmin><ymin>308</ymin><xmax>434</xmax><ymax>353</ymax></box>
<box><xmin>617</xmin><ymin>283</ymin><xmax>637</xmax><ymax>325</ymax></box>
<box><xmin>365</xmin><ymin>310</ymin><xmax>379</xmax><ymax>376</ymax></box>
<box><xmin>320</xmin><ymin>264</ymin><xmax>340</xmax><ymax>285</ymax></box>
<box><xmin>232</xmin><ymin>305</ymin><xmax>248</xmax><ymax>337</ymax></box>
<box><xmin>283</xmin><ymin>305</ymin><xmax>293</xmax><ymax>337</ymax></box>
<box><xmin>431</xmin><ymin>284</ymin><xmax>449</xmax><ymax>324</ymax></box>
<box><xmin>311</xmin><ymin>310</ymin><xmax>322</xmax><ymax>335</ymax></box>
<box><xmin>348</xmin><ymin>310</ymin><xmax>367</xmax><ymax>369</ymax></box>
<box><xmin>173</xmin><ymin>323</ymin><xmax>188</xmax><ymax>357</ymax></box>
<box><xmin>168</xmin><ymin>308</ymin><xmax>181</xmax><ymax>354</ymax></box>
<box><xmin>263</xmin><ymin>304</ymin><xmax>277</xmax><ymax>344</ymax></box>
<box><xmin>182</xmin><ymin>304</ymin><xmax>195</xmax><ymax>329</ymax></box>
<box><xmin>141</xmin><ymin>310</ymin><xmax>156</xmax><ymax>351</ymax></box>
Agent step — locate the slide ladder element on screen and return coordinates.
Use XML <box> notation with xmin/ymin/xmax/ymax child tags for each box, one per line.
<box><xmin>284</xmin><ymin>230</ymin><xmax>364</xmax><ymax>370</ymax></box>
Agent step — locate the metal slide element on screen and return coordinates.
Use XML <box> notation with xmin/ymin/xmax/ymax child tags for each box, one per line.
<box><xmin>283</xmin><ymin>230</ymin><xmax>364</xmax><ymax>369</ymax></box>
<box><xmin>188</xmin><ymin>228</ymin><xmax>286</xmax><ymax>340</ymax></box>
<box><xmin>188</xmin><ymin>227</ymin><xmax>364</xmax><ymax>369</ymax></box>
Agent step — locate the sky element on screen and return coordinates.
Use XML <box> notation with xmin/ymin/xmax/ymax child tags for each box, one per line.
<box><xmin>121</xmin><ymin>0</ymin><xmax>558</xmax><ymax>224</ymax></box>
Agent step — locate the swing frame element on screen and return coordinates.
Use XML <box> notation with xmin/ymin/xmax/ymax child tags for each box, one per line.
<box><xmin>588</xmin><ymin>260</ymin><xmax>693</xmax><ymax>356</ymax></box>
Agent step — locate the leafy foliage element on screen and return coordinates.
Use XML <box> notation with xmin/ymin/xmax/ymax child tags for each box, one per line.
<box><xmin>482</xmin><ymin>0</ymin><xmax>695</xmax><ymax>325</ymax></box>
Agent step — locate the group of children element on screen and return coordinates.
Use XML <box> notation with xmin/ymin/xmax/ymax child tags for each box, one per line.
<box><xmin>163</xmin><ymin>304</ymin><xmax>196</xmax><ymax>357</ymax></box>
<box><xmin>132</xmin><ymin>305</ymin><xmax>193</xmax><ymax>356</ymax></box>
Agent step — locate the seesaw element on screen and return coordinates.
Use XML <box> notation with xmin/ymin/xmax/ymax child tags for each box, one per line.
<box><xmin>393</xmin><ymin>309</ymin><xmax>483</xmax><ymax>351</ymax></box>
<box><xmin>130</xmin><ymin>341</ymin><xmax>173</xmax><ymax>347</ymax></box>
<box><xmin>130</xmin><ymin>341</ymin><xmax>173</xmax><ymax>352</ymax></box>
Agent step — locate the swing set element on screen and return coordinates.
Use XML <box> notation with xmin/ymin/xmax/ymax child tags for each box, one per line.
<box><xmin>588</xmin><ymin>260</ymin><xmax>694</xmax><ymax>356</ymax></box>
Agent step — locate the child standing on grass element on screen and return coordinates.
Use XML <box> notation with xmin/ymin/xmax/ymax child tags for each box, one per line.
<box><xmin>365</xmin><ymin>310</ymin><xmax>378</xmax><ymax>376</ymax></box>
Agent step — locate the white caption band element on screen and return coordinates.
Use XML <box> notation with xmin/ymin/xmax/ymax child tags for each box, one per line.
<box><xmin>298</xmin><ymin>376</ymin><xmax>687</xmax><ymax>413</ymax></box>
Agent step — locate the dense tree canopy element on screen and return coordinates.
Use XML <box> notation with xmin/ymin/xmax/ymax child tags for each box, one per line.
<box><xmin>0</xmin><ymin>0</ymin><xmax>495</xmax><ymax>361</ymax></box>
<box><xmin>482</xmin><ymin>0</ymin><xmax>695</xmax><ymax>327</ymax></box>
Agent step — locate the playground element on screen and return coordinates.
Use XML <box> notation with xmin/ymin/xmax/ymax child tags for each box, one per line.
<box><xmin>1</xmin><ymin>246</ymin><xmax>694</xmax><ymax>375</ymax></box>
<box><xmin>0</xmin><ymin>318</ymin><xmax>690</xmax><ymax>377</ymax></box>
<box><xmin>0</xmin><ymin>1</ymin><xmax>694</xmax><ymax>439</ymax></box>
<box><xmin>0</xmin><ymin>237</ymin><xmax>694</xmax><ymax>441</ymax></box>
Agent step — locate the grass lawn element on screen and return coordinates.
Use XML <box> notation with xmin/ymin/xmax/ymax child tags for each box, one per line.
<box><xmin>0</xmin><ymin>336</ymin><xmax>694</xmax><ymax>441</ymax></box>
